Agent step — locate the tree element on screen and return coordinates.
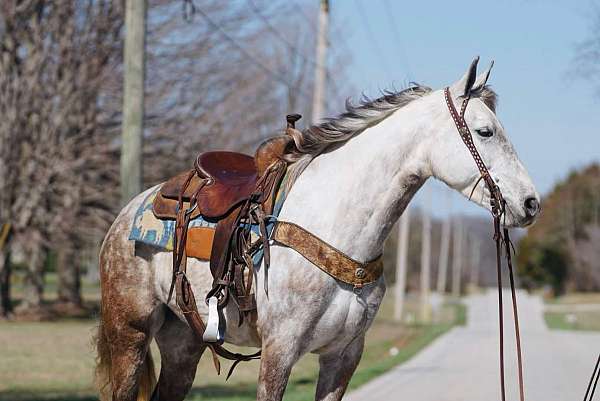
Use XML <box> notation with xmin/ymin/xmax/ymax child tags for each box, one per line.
<box><xmin>517</xmin><ymin>164</ymin><xmax>600</xmax><ymax>293</ymax></box>
<box><xmin>0</xmin><ymin>0</ymin><xmax>353</xmax><ymax>317</ymax></box>
<box><xmin>518</xmin><ymin>237</ymin><xmax>567</xmax><ymax>295</ymax></box>
<box><xmin>0</xmin><ymin>1</ymin><xmax>123</xmax><ymax>314</ymax></box>
<box><xmin>573</xmin><ymin>4</ymin><xmax>600</xmax><ymax>96</ymax></box>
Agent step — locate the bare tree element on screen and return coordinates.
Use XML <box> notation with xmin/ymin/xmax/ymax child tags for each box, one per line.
<box><xmin>573</xmin><ymin>4</ymin><xmax>600</xmax><ymax>96</ymax></box>
<box><xmin>0</xmin><ymin>0</ymin><xmax>353</xmax><ymax>317</ymax></box>
<box><xmin>0</xmin><ymin>1</ymin><xmax>123</xmax><ymax>314</ymax></box>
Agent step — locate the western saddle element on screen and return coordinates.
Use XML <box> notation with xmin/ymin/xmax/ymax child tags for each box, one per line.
<box><xmin>152</xmin><ymin>114</ymin><xmax>300</xmax><ymax>376</ymax></box>
<box><xmin>151</xmin><ymin>113</ymin><xmax>384</xmax><ymax>378</ymax></box>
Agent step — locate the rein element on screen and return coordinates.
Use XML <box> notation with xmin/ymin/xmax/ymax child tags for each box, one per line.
<box><xmin>444</xmin><ymin>87</ymin><xmax>525</xmax><ymax>401</ymax></box>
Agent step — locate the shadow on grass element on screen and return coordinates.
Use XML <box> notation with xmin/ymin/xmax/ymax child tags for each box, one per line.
<box><xmin>185</xmin><ymin>384</ymin><xmax>258</xmax><ymax>401</ymax></box>
<box><xmin>0</xmin><ymin>391</ymin><xmax>97</xmax><ymax>401</ymax></box>
<box><xmin>0</xmin><ymin>384</ymin><xmax>259</xmax><ymax>401</ymax></box>
<box><xmin>0</xmin><ymin>303</ymin><xmax>465</xmax><ymax>401</ymax></box>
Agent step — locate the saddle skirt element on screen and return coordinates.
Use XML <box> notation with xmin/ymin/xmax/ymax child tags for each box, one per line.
<box><xmin>128</xmin><ymin>171</ymin><xmax>290</xmax><ymax>261</ymax></box>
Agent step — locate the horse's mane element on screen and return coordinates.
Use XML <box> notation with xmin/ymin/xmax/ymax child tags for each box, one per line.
<box><xmin>283</xmin><ymin>84</ymin><xmax>497</xmax><ymax>191</ymax></box>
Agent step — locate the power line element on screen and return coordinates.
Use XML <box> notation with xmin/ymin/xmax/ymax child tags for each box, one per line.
<box><xmin>382</xmin><ymin>0</ymin><xmax>413</xmax><ymax>82</ymax></box>
<box><xmin>291</xmin><ymin>1</ymin><xmax>318</xmax><ymax>31</ymax></box>
<box><xmin>248</xmin><ymin>0</ymin><xmax>312</xmax><ymax>62</ymax></box>
<box><xmin>194</xmin><ymin>5</ymin><xmax>312</xmax><ymax>99</ymax></box>
<box><xmin>247</xmin><ymin>0</ymin><xmax>342</xmax><ymax>99</ymax></box>
<box><xmin>353</xmin><ymin>0</ymin><xmax>396</xmax><ymax>84</ymax></box>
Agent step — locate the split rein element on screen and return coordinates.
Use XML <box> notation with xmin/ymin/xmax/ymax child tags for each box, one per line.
<box><xmin>444</xmin><ymin>87</ymin><xmax>525</xmax><ymax>401</ymax></box>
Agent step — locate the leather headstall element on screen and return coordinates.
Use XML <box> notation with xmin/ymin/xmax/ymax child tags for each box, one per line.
<box><xmin>444</xmin><ymin>87</ymin><xmax>525</xmax><ymax>401</ymax></box>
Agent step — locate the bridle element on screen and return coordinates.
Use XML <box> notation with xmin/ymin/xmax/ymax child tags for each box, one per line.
<box><xmin>444</xmin><ymin>87</ymin><xmax>525</xmax><ymax>401</ymax></box>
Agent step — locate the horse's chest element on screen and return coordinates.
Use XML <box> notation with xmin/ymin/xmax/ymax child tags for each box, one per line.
<box><xmin>308</xmin><ymin>281</ymin><xmax>386</xmax><ymax>352</ymax></box>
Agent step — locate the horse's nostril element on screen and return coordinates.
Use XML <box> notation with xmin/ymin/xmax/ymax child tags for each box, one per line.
<box><xmin>524</xmin><ymin>197</ymin><xmax>539</xmax><ymax>217</ymax></box>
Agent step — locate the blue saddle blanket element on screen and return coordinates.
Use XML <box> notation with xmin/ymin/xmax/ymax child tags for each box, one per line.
<box><xmin>129</xmin><ymin>172</ymin><xmax>290</xmax><ymax>254</ymax></box>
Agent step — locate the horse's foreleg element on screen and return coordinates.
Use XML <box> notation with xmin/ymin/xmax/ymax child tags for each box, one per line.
<box><xmin>154</xmin><ymin>310</ymin><xmax>205</xmax><ymax>401</ymax></box>
<box><xmin>315</xmin><ymin>336</ymin><xmax>365</xmax><ymax>401</ymax></box>
<box><xmin>256</xmin><ymin>340</ymin><xmax>302</xmax><ymax>401</ymax></box>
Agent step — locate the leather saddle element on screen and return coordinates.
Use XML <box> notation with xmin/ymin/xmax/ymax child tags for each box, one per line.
<box><xmin>153</xmin><ymin>135</ymin><xmax>294</xmax><ymax>223</ymax></box>
<box><xmin>149</xmin><ymin>114</ymin><xmax>301</xmax><ymax>358</ymax></box>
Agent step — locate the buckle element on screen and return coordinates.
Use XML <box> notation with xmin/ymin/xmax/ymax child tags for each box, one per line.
<box><xmin>353</xmin><ymin>284</ymin><xmax>363</xmax><ymax>295</ymax></box>
<box><xmin>184</xmin><ymin>202</ymin><xmax>197</xmax><ymax>216</ymax></box>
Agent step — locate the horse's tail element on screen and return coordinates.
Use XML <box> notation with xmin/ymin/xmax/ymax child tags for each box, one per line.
<box><xmin>94</xmin><ymin>318</ymin><xmax>113</xmax><ymax>401</ymax></box>
<box><xmin>94</xmin><ymin>319</ymin><xmax>157</xmax><ymax>401</ymax></box>
<box><xmin>137</xmin><ymin>351</ymin><xmax>157</xmax><ymax>401</ymax></box>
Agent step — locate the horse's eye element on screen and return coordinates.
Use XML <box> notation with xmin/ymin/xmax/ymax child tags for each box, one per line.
<box><xmin>476</xmin><ymin>128</ymin><xmax>493</xmax><ymax>138</ymax></box>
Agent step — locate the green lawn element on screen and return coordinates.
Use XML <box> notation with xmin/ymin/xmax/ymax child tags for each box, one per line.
<box><xmin>544</xmin><ymin>292</ymin><xmax>600</xmax><ymax>332</ymax></box>
<box><xmin>9</xmin><ymin>272</ymin><xmax>102</xmax><ymax>305</ymax></box>
<box><xmin>0</xmin><ymin>288</ymin><xmax>465</xmax><ymax>401</ymax></box>
<box><xmin>544</xmin><ymin>311</ymin><xmax>600</xmax><ymax>331</ymax></box>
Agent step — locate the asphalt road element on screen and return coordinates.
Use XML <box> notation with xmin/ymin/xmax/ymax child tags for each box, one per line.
<box><xmin>346</xmin><ymin>290</ymin><xmax>600</xmax><ymax>401</ymax></box>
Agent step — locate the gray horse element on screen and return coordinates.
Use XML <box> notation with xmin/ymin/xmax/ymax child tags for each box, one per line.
<box><xmin>95</xmin><ymin>58</ymin><xmax>540</xmax><ymax>401</ymax></box>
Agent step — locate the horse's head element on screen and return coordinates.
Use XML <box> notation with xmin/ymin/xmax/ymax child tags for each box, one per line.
<box><xmin>428</xmin><ymin>58</ymin><xmax>540</xmax><ymax>227</ymax></box>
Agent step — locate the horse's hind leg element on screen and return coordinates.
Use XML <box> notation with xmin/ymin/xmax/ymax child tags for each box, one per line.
<box><xmin>154</xmin><ymin>310</ymin><xmax>205</xmax><ymax>401</ymax></box>
<box><xmin>98</xmin><ymin>220</ymin><xmax>164</xmax><ymax>401</ymax></box>
<box><xmin>315</xmin><ymin>336</ymin><xmax>365</xmax><ymax>401</ymax></box>
<box><xmin>99</xmin><ymin>287</ymin><xmax>163</xmax><ymax>401</ymax></box>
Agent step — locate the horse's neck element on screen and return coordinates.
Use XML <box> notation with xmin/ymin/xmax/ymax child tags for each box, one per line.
<box><xmin>279</xmin><ymin>105</ymin><xmax>431</xmax><ymax>262</ymax></box>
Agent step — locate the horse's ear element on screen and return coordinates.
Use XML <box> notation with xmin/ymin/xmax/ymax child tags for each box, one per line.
<box><xmin>472</xmin><ymin>60</ymin><xmax>494</xmax><ymax>91</ymax></box>
<box><xmin>450</xmin><ymin>56</ymin><xmax>479</xmax><ymax>97</ymax></box>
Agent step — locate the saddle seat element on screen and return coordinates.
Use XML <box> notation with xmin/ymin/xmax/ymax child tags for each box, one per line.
<box><xmin>197</xmin><ymin>151</ymin><xmax>257</xmax><ymax>187</ymax></box>
<box><xmin>193</xmin><ymin>152</ymin><xmax>258</xmax><ymax>218</ymax></box>
<box><xmin>153</xmin><ymin>135</ymin><xmax>293</xmax><ymax>222</ymax></box>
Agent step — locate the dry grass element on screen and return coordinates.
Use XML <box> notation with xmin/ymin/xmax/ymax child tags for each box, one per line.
<box><xmin>0</xmin><ymin>320</ymin><xmax>98</xmax><ymax>400</ymax></box>
<box><xmin>547</xmin><ymin>292</ymin><xmax>600</xmax><ymax>305</ymax></box>
<box><xmin>0</xmin><ymin>289</ymin><xmax>463</xmax><ymax>401</ymax></box>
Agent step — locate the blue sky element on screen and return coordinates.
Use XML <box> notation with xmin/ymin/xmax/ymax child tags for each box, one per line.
<box><xmin>326</xmin><ymin>0</ymin><xmax>600</xmax><ymax>217</ymax></box>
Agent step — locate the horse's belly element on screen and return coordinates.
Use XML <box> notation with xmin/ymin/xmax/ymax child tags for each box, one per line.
<box><xmin>151</xmin><ymin>252</ymin><xmax>261</xmax><ymax>347</ymax></box>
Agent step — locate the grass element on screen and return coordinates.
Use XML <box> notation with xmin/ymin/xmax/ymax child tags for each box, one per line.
<box><xmin>544</xmin><ymin>292</ymin><xmax>600</xmax><ymax>332</ymax></box>
<box><xmin>544</xmin><ymin>311</ymin><xmax>600</xmax><ymax>331</ymax></box>
<box><xmin>545</xmin><ymin>293</ymin><xmax>600</xmax><ymax>305</ymax></box>
<box><xmin>9</xmin><ymin>272</ymin><xmax>102</xmax><ymax>306</ymax></box>
<box><xmin>0</xmin><ymin>285</ymin><xmax>465</xmax><ymax>401</ymax></box>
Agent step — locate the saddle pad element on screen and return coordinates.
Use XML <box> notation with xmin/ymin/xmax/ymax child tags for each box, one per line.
<box><xmin>129</xmin><ymin>172</ymin><xmax>291</xmax><ymax>261</ymax></box>
<box><xmin>129</xmin><ymin>186</ymin><xmax>217</xmax><ymax>256</ymax></box>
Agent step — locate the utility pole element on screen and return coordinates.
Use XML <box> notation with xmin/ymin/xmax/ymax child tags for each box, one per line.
<box><xmin>436</xmin><ymin>192</ymin><xmax>452</xmax><ymax>293</ymax></box>
<box><xmin>420</xmin><ymin>190</ymin><xmax>432</xmax><ymax>322</ymax></box>
<box><xmin>120</xmin><ymin>0</ymin><xmax>147</xmax><ymax>205</ymax></box>
<box><xmin>311</xmin><ymin>0</ymin><xmax>329</xmax><ymax>123</ymax></box>
<box><xmin>469</xmin><ymin>237</ymin><xmax>481</xmax><ymax>291</ymax></box>
<box><xmin>394</xmin><ymin>207</ymin><xmax>410</xmax><ymax>322</ymax></box>
<box><xmin>451</xmin><ymin>217</ymin><xmax>464</xmax><ymax>297</ymax></box>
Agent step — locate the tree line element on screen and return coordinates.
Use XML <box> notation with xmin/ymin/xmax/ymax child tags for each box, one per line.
<box><xmin>0</xmin><ymin>0</ymin><xmax>352</xmax><ymax>319</ymax></box>
<box><xmin>517</xmin><ymin>164</ymin><xmax>600</xmax><ymax>295</ymax></box>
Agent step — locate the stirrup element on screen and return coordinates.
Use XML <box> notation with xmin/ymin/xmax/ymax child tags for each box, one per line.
<box><xmin>203</xmin><ymin>296</ymin><xmax>225</xmax><ymax>344</ymax></box>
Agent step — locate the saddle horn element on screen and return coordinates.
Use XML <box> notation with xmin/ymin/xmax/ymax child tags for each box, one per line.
<box><xmin>286</xmin><ymin>114</ymin><xmax>302</xmax><ymax>129</ymax></box>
